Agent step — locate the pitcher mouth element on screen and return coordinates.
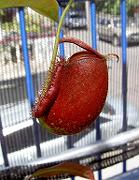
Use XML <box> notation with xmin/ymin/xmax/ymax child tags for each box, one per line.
<box><xmin>32</xmin><ymin>59</ymin><xmax>64</xmax><ymax>119</ymax></box>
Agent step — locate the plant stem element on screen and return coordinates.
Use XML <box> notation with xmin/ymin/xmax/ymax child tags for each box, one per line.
<box><xmin>46</xmin><ymin>0</ymin><xmax>73</xmax><ymax>86</ymax></box>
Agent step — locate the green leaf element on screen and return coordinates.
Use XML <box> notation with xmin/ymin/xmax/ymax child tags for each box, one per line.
<box><xmin>29</xmin><ymin>0</ymin><xmax>59</xmax><ymax>22</ymax></box>
<box><xmin>27</xmin><ymin>162</ymin><xmax>95</xmax><ymax>180</ymax></box>
<box><xmin>0</xmin><ymin>0</ymin><xmax>59</xmax><ymax>21</ymax></box>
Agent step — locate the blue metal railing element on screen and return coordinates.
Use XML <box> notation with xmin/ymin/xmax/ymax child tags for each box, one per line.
<box><xmin>90</xmin><ymin>1</ymin><xmax>102</xmax><ymax>180</ymax></box>
<box><xmin>59</xmin><ymin>6</ymin><xmax>65</xmax><ymax>57</ymax></box>
<box><xmin>19</xmin><ymin>7</ymin><xmax>41</xmax><ymax>158</ymax></box>
<box><xmin>120</xmin><ymin>0</ymin><xmax>128</xmax><ymax>173</ymax></box>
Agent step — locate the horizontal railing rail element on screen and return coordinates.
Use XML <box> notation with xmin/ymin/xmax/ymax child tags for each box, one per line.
<box><xmin>27</xmin><ymin>127</ymin><xmax>139</xmax><ymax>166</ymax></box>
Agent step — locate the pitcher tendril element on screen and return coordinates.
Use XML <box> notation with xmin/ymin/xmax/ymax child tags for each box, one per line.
<box><xmin>104</xmin><ymin>53</ymin><xmax>119</xmax><ymax>62</ymax></box>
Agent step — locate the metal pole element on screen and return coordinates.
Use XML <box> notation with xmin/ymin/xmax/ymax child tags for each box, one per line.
<box><xmin>90</xmin><ymin>0</ymin><xmax>97</xmax><ymax>49</ymax></box>
<box><xmin>59</xmin><ymin>6</ymin><xmax>65</xmax><ymax>57</ymax></box>
<box><xmin>18</xmin><ymin>7</ymin><xmax>41</xmax><ymax>158</ymax></box>
<box><xmin>90</xmin><ymin>1</ymin><xmax>101</xmax><ymax>180</ymax></box>
<box><xmin>71</xmin><ymin>177</ymin><xmax>75</xmax><ymax>180</ymax></box>
<box><xmin>0</xmin><ymin>116</ymin><xmax>9</xmax><ymax>167</ymax></box>
<box><xmin>120</xmin><ymin>0</ymin><xmax>127</xmax><ymax>173</ymax></box>
<box><xmin>85</xmin><ymin>1</ymin><xmax>91</xmax><ymax>30</ymax></box>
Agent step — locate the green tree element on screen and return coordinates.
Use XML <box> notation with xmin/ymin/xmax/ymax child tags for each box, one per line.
<box><xmin>95</xmin><ymin>0</ymin><xmax>139</xmax><ymax>17</ymax></box>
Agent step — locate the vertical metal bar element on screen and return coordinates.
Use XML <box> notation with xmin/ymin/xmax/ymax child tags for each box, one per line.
<box><xmin>18</xmin><ymin>7</ymin><xmax>41</xmax><ymax>158</ymax></box>
<box><xmin>71</xmin><ymin>177</ymin><xmax>75</xmax><ymax>180</ymax></box>
<box><xmin>90</xmin><ymin>0</ymin><xmax>97</xmax><ymax>49</ymax></box>
<box><xmin>90</xmin><ymin>1</ymin><xmax>101</xmax><ymax>180</ymax></box>
<box><xmin>90</xmin><ymin>1</ymin><xmax>101</xmax><ymax>141</ymax></box>
<box><xmin>0</xmin><ymin>116</ymin><xmax>9</xmax><ymax>167</ymax></box>
<box><xmin>59</xmin><ymin>6</ymin><xmax>65</xmax><ymax>57</ymax></box>
<box><xmin>120</xmin><ymin>0</ymin><xmax>127</xmax><ymax>173</ymax></box>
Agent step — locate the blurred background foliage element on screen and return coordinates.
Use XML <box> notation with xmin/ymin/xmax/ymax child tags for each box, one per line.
<box><xmin>0</xmin><ymin>8</ymin><xmax>53</xmax><ymax>33</ymax></box>
<box><xmin>0</xmin><ymin>0</ymin><xmax>139</xmax><ymax>32</ymax></box>
<box><xmin>95</xmin><ymin>0</ymin><xmax>139</xmax><ymax>17</ymax></box>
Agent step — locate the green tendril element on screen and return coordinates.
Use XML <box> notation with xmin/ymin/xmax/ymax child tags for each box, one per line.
<box><xmin>42</xmin><ymin>0</ymin><xmax>73</xmax><ymax>94</ymax></box>
<box><xmin>50</xmin><ymin>0</ymin><xmax>74</xmax><ymax>71</ymax></box>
